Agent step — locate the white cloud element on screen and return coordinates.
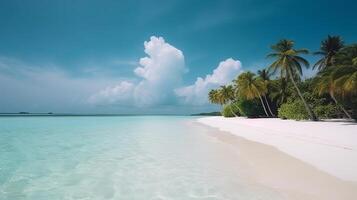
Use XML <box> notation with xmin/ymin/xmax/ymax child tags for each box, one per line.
<box><xmin>90</xmin><ymin>36</ymin><xmax>186</xmax><ymax>106</ymax></box>
<box><xmin>0</xmin><ymin>39</ymin><xmax>243</xmax><ymax>113</ymax></box>
<box><xmin>88</xmin><ymin>81</ymin><xmax>134</xmax><ymax>105</ymax></box>
<box><xmin>175</xmin><ymin>58</ymin><xmax>242</xmax><ymax>105</ymax></box>
<box><xmin>90</xmin><ymin>40</ymin><xmax>242</xmax><ymax>107</ymax></box>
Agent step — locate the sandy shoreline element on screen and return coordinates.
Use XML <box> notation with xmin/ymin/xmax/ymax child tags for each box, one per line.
<box><xmin>197</xmin><ymin>116</ymin><xmax>357</xmax><ymax>181</ymax></box>
<box><xmin>196</xmin><ymin>116</ymin><xmax>357</xmax><ymax>199</ymax></box>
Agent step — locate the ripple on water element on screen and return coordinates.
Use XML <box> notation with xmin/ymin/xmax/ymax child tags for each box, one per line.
<box><xmin>0</xmin><ymin>116</ymin><xmax>283</xmax><ymax>199</ymax></box>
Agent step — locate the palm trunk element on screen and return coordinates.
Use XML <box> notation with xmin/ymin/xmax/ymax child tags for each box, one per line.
<box><xmin>258</xmin><ymin>95</ymin><xmax>270</xmax><ymax>117</ymax></box>
<box><xmin>263</xmin><ymin>95</ymin><xmax>275</xmax><ymax>117</ymax></box>
<box><xmin>228</xmin><ymin>102</ymin><xmax>238</xmax><ymax>117</ymax></box>
<box><xmin>288</xmin><ymin>70</ymin><xmax>318</xmax><ymax>121</ymax></box>
<box><xmin>231</xmin><ymin>101</ymin><xmax>243</xmax><ymax>116</ymax></box>
<box><xmin>330</xmin><ymin>93</ymin><xmax>352</xmax><ymax>119</ymax></box>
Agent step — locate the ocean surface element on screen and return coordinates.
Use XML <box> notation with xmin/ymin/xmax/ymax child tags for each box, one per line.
<box><xmin>0</xmin><ymin>116</ymin><xmax>282</xmax><ymax>200</ymax></box>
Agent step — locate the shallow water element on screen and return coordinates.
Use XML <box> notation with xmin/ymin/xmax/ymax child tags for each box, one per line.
<box><xmin>0</xmin><ymin>116</ymin><xmax>282</xmax><ymax>199</ymax></box>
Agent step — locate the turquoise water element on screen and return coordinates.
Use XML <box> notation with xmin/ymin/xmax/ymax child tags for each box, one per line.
<box><xmin>0</xmin><ymin>116</ymin><xmax>282</xmax><ymax>199</ymax></box>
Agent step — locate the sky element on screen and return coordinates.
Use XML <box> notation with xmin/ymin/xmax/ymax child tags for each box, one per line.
<box><xmin>0</xmin><ymin>0</ymin><xmax>356</xmax><ymax>114</ymax></box>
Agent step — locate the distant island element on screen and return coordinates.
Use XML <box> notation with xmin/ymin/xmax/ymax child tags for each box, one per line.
<box><xmin>0</xmin><ymin>113</ymin><xmax>192</xmax><ymax>117</ymax></box>
<box><xmin>0</xmin><ymin>112</ymin><xmax>53</xmax><ymax>115</ymax></box>
<box><xmin>190</xmin><ymin>112</ymin><xmax>221</xmax><ymax>116</ymax></box>
<box><xmin>0</xmin><ymin>112</ymin><xmax>122</xmax><ymax>116</ymax></box>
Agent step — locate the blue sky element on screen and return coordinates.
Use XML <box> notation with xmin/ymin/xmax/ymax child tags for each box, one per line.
<box><xmin>0</xmin><ymin>0</ymin><xmax>356</xmax><ymax>114</ymax></box>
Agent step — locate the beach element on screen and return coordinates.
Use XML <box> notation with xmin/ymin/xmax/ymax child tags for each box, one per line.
<box><xmin>198</xmin><ymin>116</ymin><xmax>357</xmax><ymax>199</ymax></box>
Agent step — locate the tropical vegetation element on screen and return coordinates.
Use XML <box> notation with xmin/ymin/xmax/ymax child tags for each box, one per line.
<box><xmin>208</xmin><ymin>36</ymin><xmax>357</xmax><ymax>121</ymax></box>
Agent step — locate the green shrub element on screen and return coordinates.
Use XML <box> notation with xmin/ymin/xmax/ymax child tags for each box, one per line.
<box><xmin>313</xmin><ymin>104</ymin><xmax>338</xmax><ymax>119</ymax></box>
<box><xmin>279</xmin><ymin>100</ymin><xmax>342</xmax><ymax>120</ymax></box>
<box><xmin>236</xmin><ymin>99</ymin><xmax>264</xmax><ymax>118</ymax></box>
<box><xmin>222</xmin><ymin>102</ymin><xmax>241</xmax><ymax>117</ymax></box>
<box><xmin>278</xmin><ymin>100</ymin><xmax>309</xmax><ymax>120</ymax></box>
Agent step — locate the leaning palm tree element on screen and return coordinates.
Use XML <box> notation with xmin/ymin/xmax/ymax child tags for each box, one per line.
<box><xmin>235</xmin><ymin>72</ymin><xmax>270</xmax><ymax>117</ymax></box>
<box><xmin>208</xmin><ymin>89</ymin><xmax>225</xmax><ymax>107</ymax></box>
<box><xmin>218</xmin><ymin>85</ymin><xmax>239</xmax><ymax>117</ymax></box>
<box><xmin>209</xmin><ymin>88</ymin><xmax>234</xmax><ymax>115</ymax></box>
<box><xmin>332</xmin><ymin>44</ymin><xmax>357</xmax><ymax>96</ymax></box>
<box><xmin>314</xmin><ymin>69</ymin><xmax>352</xmax><ymax>119</ymax></box>
<box><xmin>267</xmin><ymin>39</ymin><xmax>318</xmax><ymax>121</ymax></box>
<box><xmin>334</xmin><ymin>65</ymin><xmax>357</xmax><ymax>95</ymax></box>
<box><xmin>208</xmin><ymin>89</ymin><xmax>219</xmax><ymax>105</ymax></box>
<box><xmin>314</xmin><ymin>35</ymin><xmax>344</xmax><ymax>71</ymax></box>
<box><xmin>257</xmin><ymin>69</ymin><xmax>275</xmax><ymax>116</ymax></box>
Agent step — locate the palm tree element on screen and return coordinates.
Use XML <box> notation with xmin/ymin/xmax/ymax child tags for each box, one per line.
<box><xmin>235</xmin><ymin>72</ymin><xmax>270</xmax><ymax>117</ymax></box>
<box><xmin>314</xmin><ymin>69</ymin><xmax>352</xmax><ymax>119</ymax></box>
<box><xmin>257</xmin><ymin>69</ymin><xmax>275</xmax><ymax>116</ymax></box>
<box><xmin>314</xmin><ymin>35</ymin><xmax>344</xmax><ymax>71</ymax></box>
<box><xmin>257</xmin><ymin>69</ymin><xmax>271</xmax><ymax>81</ymax></box>
<box><xmin>334</xmin><ymin>65</ymin><xmax>357</xmax><ymax>95</ymax></box>
<box><xmin>209</xmin><ymin>87</ymin><xmax>238</xmax><ymax>116</ymax></box>
<box><xmin>208</xmin><ymin>89</ymin><xmax>219</xmax><ymax>105</ymax></box>
<box><xmin>332</xmin><ymin>44</ymin><xmax>357</xmax><ymax>96</ymax></box>
<box><xmin>270</xmin><ymin>78</ymin><xmax>291</xmax><ymax>106</ymax></box>
<box><xmin>218</xmin><ymin>85</ymin><xmax>238</xmax><ymax>117</ymax></box>
<box><xmin>267</xmin><ymin>39</ymin><xmax>318</xmax><ymax>121</ymax></box>
<box><xmin>208</xmin><ymin>89</ymin><xmax>225</xmax><ymax>106</ymax></box>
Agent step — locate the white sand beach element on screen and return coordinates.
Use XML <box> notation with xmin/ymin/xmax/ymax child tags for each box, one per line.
<box><xmin>198</xmin><ymin>117</ymin><xmax>357</xmax><ymax>199</ymax></box>
<box><xmin>198</xmin><ymin>117</ymin><xmax>357</xmax><ymax>181</ymax></box>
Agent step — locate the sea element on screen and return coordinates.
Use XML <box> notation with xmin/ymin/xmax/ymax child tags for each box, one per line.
<box><xmin>0</xmin><ymin>116</ymin><xmax>283</xmax><ymax>199</ymax></box>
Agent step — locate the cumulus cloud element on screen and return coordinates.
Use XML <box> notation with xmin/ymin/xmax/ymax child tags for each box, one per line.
<box><xmin>89</xmin><ymin>36</ymin><xmax>186</xmax><ymax>106</ymax></box>
<box><xmin>88</xmin><ymin>81</ymin><xmax>134</xmax><ymax>105</ymax></box>
<box><xmin>1</xmin><ymin>38</ymin><xmax>243</xmax><ymax>113</ymax></box>
<box><xmin>89</xmin><ymin>38</ymin><xmax>242</xmax><ymax>108</ymax></box>
<box><xmin>175</xmin><ymin>58</ymin><xmax>242</xmax><ymax>105</ymax></box>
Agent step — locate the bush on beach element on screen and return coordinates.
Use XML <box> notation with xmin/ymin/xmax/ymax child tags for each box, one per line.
<box><xmin>314</xmin><ymin>104</ymin><xmax>339</xmax><ymax>119</ymax></box>
<box><xmin>278</xmin><ymin>100</ymin><xmax>340</xmax><ymax>120</ymax></box>
<box><xmin>236</xmin><ymin>99</ymin><xmax>264</xmax><ymax>118</ymax></box>
<box><xmin>278</xmin><ymin>100</ymin><xmax>309</xmax><ymax>120</ymax></box>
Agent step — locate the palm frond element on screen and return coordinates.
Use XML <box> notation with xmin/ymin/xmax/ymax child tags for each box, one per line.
<box><xmin>295</xmin><ymin>48</ymin><xmax>309</xmax><ymax>54</ymax></box>
<box><xmin>294</xmin><ymin>55</ymin><xmax>310</xmax><ymax>68</ymax></box>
